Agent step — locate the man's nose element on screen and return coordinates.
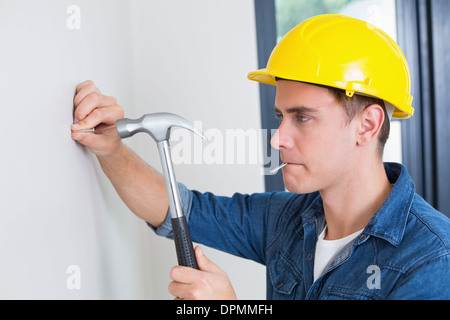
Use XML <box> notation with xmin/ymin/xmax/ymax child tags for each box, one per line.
<box><xmin>271</xmin><ymin>126</ymin><xmax>294</xmax><ymax>150</ymax></box>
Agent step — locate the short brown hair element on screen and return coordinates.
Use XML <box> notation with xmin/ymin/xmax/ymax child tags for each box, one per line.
<box><xmin>325</xmin><ymin>86</ymin><xmax>390</xmax><ymax>157</ymax></box>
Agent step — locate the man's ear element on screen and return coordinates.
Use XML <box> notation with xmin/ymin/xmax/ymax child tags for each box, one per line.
<box><xmin>356</xmin><ymin>104</ymin><xmax>385</xmax><ymax>147</ymax></box>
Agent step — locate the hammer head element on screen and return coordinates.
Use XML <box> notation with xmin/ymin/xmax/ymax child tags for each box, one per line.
<box><xmin>116</xmin><ymin>112</ymin><xmax>205</xmax><ymax>142</ymax></box>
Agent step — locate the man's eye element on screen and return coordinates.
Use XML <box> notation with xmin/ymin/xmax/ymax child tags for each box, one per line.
<box><xmin>275</xmin><ymin>113</ymin><xmax>283</xmax><ymax>123</ymax></box>
<box><xmin>297</xmin><ymin>115</ymin><xmax>311</xmax><ymax>122</ymax></box>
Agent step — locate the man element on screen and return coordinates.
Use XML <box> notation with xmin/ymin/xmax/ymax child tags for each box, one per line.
<box><xmin>71</xmin><ymin>15</ymin><xmax>450</xmax><ymax>299</ymax></box>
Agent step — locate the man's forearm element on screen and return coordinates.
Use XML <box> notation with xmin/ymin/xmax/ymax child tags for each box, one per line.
<box><xmin>97</xmin><ymin>143</ymin><xmax>169</xmax><ymax>228</ymax></box>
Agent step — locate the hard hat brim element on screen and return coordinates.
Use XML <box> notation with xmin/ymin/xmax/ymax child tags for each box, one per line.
<box><xmin>248</xmin><ymin>69</ymin><xmax>277</xmax><ymax>86</ymax></box>
<box><xmin>247</xmin><ymin>69</ymin><xmax>413</xmax><ymax>119</ymax></box>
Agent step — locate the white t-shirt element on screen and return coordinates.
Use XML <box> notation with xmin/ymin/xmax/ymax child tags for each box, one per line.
<box><xmin>313</xmin><ymin>226</ymin><xmax>364</xmax><ymax>282</ymax></box>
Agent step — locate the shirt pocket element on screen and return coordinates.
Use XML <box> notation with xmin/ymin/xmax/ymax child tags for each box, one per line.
<box><xmin>321</xmin><ymin>285</ymin><xmax>381</xmax><ymax>300</ymax></box>
<box><xmin>268</xmin><ymin>249</ymin><xmax>303</xmax><ymax>300</ymax></box>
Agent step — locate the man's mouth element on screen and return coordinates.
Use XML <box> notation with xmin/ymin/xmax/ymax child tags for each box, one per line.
<box><xmin>281</xmin><ymin>160</ymin><xmax>301</xmax><ymax>166</ymax></box>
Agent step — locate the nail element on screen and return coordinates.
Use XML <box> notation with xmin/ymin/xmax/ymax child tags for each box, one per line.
<box><xmin>72</xmin><ymin>128</ymin><xmax>95</xmax><ymax>133</ymax></box>
<box><xmin>269</xmin><ymin>163</ymin><xmax>288</xmax><ymax>175</ymax></box>
<box><xmin>196</xmin><ymin>246</ymin><xmax>204</xmax><ymax>257</ymax></box>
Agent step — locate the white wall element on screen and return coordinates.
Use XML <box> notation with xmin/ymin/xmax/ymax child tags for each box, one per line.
<box><xmin>0</xmin><ymin>0</ymin><xmax>156</xmax><ymax>299</ymax></box>
<box><xmin>0</xmin><ymin>0</ymin><xmax>266</xmax><ymax>299</ymax></box>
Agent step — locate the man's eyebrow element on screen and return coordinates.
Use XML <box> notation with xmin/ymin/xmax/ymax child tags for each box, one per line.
<box><xmin>274</xmin><ymin>105</ymin><xmax>319</xmax><ymax>114</ymax></box>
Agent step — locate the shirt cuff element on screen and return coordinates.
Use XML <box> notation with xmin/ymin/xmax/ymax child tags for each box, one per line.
<box><xmin>147</xmin><ymin>182</ymin><xmax>193</xmax><ymax>239</ymax></box>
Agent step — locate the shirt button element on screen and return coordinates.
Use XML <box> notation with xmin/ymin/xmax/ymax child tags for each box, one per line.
<box><xmin>360</xmin><ymin>234</ymin><xmax>367</xmax><ymax>241</ymax></box>
<box><xmin>307</xmin><ymin>253</ymin><xmax>313</xmax><ymax>260</ymax></box>
<box><xmin>276</xmin><ymin>281</ymin><xmax>284</xmax><ymax>288</ymax></box>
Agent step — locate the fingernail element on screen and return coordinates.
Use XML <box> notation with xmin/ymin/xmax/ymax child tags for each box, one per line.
<box><xmin>74</xmin><ymin>118</ymin><xmax>80</xmax><ymax>124</ymax></box>
<box><xmin>196</xmin><ymin>246</ymin><xmax>204</xmax><ymax>257</ymax></box>
<box><xmin>73</xmin><ymin>134</ymin><xmax>83</xmax><ymax>141</ymax></box>
<box><xmin>72</xmin><ymin>123</ymin><xmax>80</xmax><ymax>130</ymax></box>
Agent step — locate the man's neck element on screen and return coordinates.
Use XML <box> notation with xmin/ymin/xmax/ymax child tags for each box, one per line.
<box><xmin>319</xmin><ymin>159</ymin><xmax>392</xmax><ymax>240</ymax></box>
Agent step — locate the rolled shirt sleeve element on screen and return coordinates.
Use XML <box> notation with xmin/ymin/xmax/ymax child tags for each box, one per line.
<box><xmin>150</xmin><ymin>183</ymin><xmax>280</xmax><ymax>265</ymax></box>
<box><xmin>148</xmin><ymin>183</ymin><xmax>194</xmax><ymax>238</ymax></box>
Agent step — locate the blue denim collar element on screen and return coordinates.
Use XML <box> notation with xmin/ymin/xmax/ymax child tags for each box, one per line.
<box><xmin>363</xmin><ymin>163</ymin><xmax>415</xmax><ymax>247</ymax></box>
<box><xmin>301</xmin><ymin>163</ymin><xmax>415</xmax><ymax>247</ymax></box>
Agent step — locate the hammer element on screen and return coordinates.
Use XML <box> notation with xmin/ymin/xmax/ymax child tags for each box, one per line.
<box><xmin>116</xmin><ymin>112</ymin><xmax>204</xmax><ymax>269</ymax></box>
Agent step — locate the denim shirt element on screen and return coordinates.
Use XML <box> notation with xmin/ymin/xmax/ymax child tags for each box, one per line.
<box><xmin>154</xmin><ymin>163</ymin><xmax>450</xmax><ymax>299</ymax></box>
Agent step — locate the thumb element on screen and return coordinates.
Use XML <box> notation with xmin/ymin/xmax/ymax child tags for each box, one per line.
<box><xmin>195</xmin><ymin>246</ymin><xmax>223</xmax><ymax>274</ymax></box>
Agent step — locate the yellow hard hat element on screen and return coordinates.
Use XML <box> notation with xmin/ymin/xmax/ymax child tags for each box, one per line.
<box><xmin>248</xmin><ymin>14</ymin><xmax>414</xmax><ymax>119</ymax></box>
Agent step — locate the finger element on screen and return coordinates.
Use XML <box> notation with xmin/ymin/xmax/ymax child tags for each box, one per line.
<box><xmin>71</xmin><ymin>131</ymin><xmax>95</xmax><ymax>144</ymax></box>
<box><xmin>195</xmin><ymin>246</ymin><xmax>223</xmax><ymax>274</ymax></box>
<box><xmin>168</xmin><ymin>281</ymin><xmax>192</xmax><ymax>299</ymax></box>
<box><xmin>71</xmin><ymin>129</ymin><xmax>115</xmax><ymax>152</ymax></box>
<box><xmin>76</xmin><ymin>80</ymin><xmax>96</xmax><ymax>94</ymax></box>
<box><xmin>72</xmin><ymin>104</ymin><xmax>123</xmax><ymax>131</ymax></box>
<box><xmin>74</xmin><ymin>93</ymin><xmax>117</xmax><ymax>123</ymax></box>
<box><xmin>74</xmin><ymin>82</ymin><xmax>100</xmax><ymax>107</ymax></box>
<box><xmin>170</xmin><ymin>265</ymin><xmax>202</xmax><ymax>284</ymax></box>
